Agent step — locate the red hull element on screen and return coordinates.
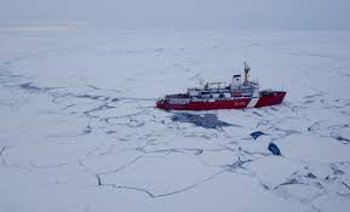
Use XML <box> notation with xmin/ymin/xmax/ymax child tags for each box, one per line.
<box><xmin>156</xmin><ymin>91</ymin><xmax>286</xmax><ymax>110</ymax></box>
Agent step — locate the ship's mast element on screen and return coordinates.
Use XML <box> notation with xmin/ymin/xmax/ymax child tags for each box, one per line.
<box><xmin>243</xmin><ymin>62</ymin><xmax>251</xmax><ymax>85</ymax></box>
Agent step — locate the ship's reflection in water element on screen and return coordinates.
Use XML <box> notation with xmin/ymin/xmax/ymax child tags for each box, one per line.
<box><xmin>171</xmin><ymin>113</ymin><xmax>232</xmax><ymax>129</ymax></box>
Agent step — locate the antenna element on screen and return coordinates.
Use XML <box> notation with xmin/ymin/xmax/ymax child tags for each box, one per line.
<box><xmin>243</xmin><ymin>61</ymin><xmax>251</xmax><ymax>84</ymax></box>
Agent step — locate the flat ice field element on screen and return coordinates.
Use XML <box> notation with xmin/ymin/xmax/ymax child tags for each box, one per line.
<box><xmin>0</xmin><ymin>28</ymin><xmax>350</xmax><ymax>212</ymax></box>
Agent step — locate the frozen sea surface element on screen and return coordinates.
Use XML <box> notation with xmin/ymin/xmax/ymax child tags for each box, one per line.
<box><xmin>0</xmin><ymin>28</ymin><xmax>350</xmax><ymax>212</ymax></box>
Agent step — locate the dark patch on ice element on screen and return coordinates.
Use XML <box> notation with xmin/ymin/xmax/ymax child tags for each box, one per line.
<box><xmin>330</xmin><ymin>165</ymin><xmax>345</xmax><ymax>175</ymax></box>
<box><xmin>313</xmin><ymin>182</ymin><xmax>325</xmax><ymax>189</ymax></box>
<box><xmin>305</xmin><ymin>172</ymin><xmax>317</xmax><ymax>179</ymax></box>
<box><xmin>105</xmin><ymin>130</ymin><xmax>116</xmax><ymax>134</ymax></box>
<box><xmin>341</xmin><ymin>181</ymin><xmax>350</xmax><ymax>190</ymax></box>
<box><xmin>325</xmin><ymin>175</ymin><xmax>337</xmax><ymax>181</ymax></box>
<box><xmin>307</xmin><ymin>122</ymin><xmax>321</xmax><ymax>132</ymax></box>
<box><xmin>96</xmin><ymin>174</ymin><xmax>102</xmax><ymax>186</ymax></box>
<box><xmin>335</xmin><ymin>136</ymin><xmax>350</xmax><ymax>144</ymax></box>
<box><xmin>252</xmin><ymin>111</ymin><xmax>263</xmax><ymax>117</ymax></box>
<box><xmin>250</xmin><ymin>131</ymin><xmax>265</xmax><ymax>140</ymax></box>
<box><xmin>278</xmin><ymin>178</ymin><xmax>301</xmax><ymax>187</ymax></box>
<box><xmin>260</xmin><ymin>183</ymin><xmax>270</xmax><ymax>190</ymax></box>
<box><xmin>75</xmin><ymin>94</ymin><xmax>102</xmax><ymax>100</ymax></box>
<box><xmin>87</xmin><ymin>85</ymin><xmax>100</xmax><ymax>90</ymax></box>
<box><xmin>0</xmin><ymin>145</ymin><xmax>12</xmax><ymax>165</ymax></box>
<box><xmin>268</xmin><ymin>142</ymin><xmax>281</xmax><ymax>156</ymax></box>
<box><xmin>111</xmin><ymin>98</ymin><xmax>119</xmax><ymax>102</ymax></box>
<box><xmin>194</xmin><ymin>149</ymin><xmax>203</xmax><ymax>155</ymax></box>
<box><xmin>18</xmin><ymin>82</ymin><xmax>56</xmax><ymax>92</ymax></box>
<box><xmin>171</xmin><ymin>113</ymin><xmax>232</xmax><ymax>129</ymax></box>
<box><xmin>83</xmin><ymin>125</ymin><xmax>92</xmax><ymax>134</ymax></box>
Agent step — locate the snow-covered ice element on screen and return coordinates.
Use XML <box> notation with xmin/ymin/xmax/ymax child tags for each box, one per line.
<box><xmin>0</xmin><ymin>27</ymin><xmax>350</xmax><ymax>212</ymax></box>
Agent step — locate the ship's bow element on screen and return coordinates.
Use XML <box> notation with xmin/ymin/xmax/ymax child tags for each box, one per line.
<box><xmin>255</xmin><ymin>91</ymin><xmax>286</xmax><ymax>108</ymax></box>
